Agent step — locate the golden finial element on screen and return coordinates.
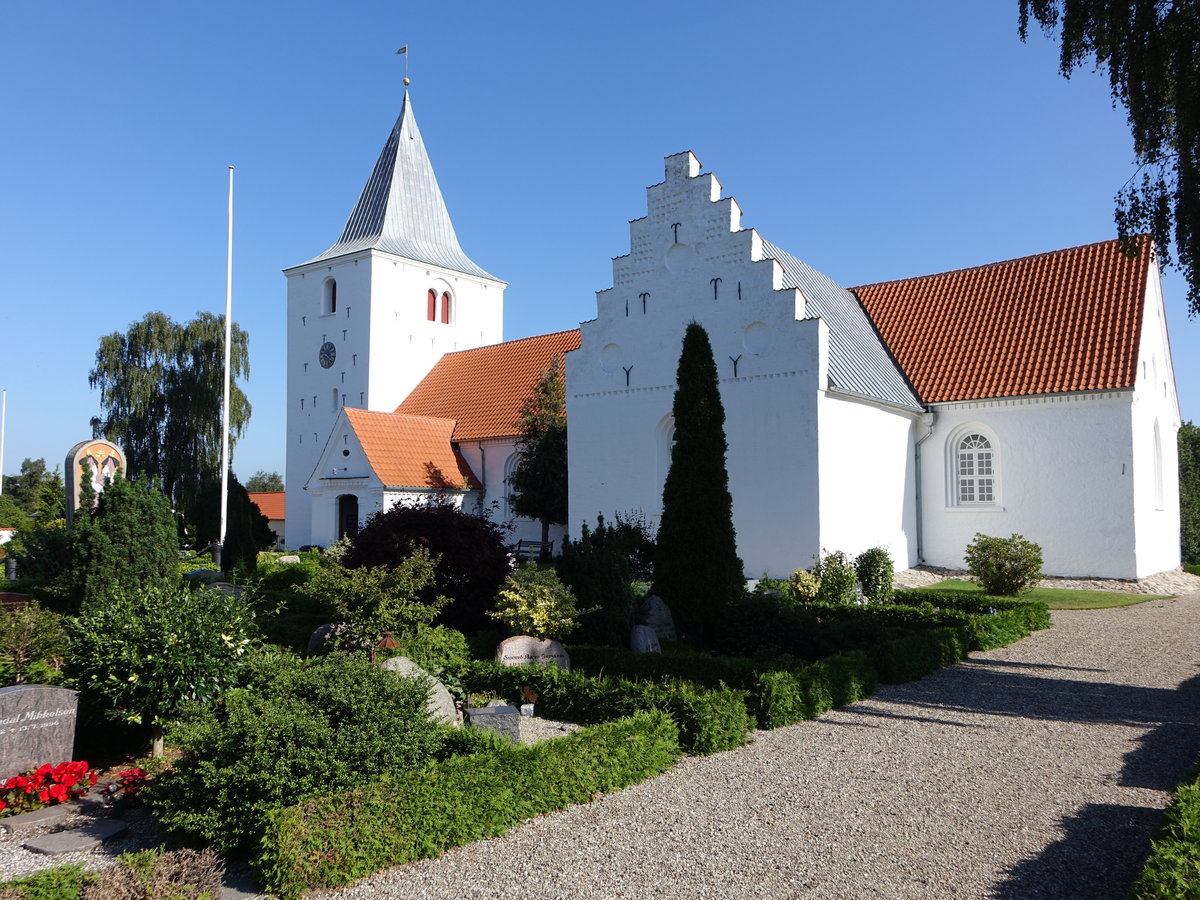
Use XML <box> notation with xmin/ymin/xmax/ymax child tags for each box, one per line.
<box><xmin>397</xmin><ymin>46</ymin><xmax>410</xmax><ymax>86</ymax></box>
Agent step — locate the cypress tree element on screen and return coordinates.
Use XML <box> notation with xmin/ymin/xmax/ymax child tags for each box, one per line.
<box><xmin>652</xmin><ymin>322</ymin><xmax>744</xmax><ymax>643</ymax></box>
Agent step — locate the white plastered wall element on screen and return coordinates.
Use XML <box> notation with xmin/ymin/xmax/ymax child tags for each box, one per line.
<box><xmin>455</xmin><ymin>439</ymin><xmax>566</xmax><ymax>547</ymax></box>
<box><xmin>816</xmin><ymin>390</ymin><xmax>918</xmax><ymax>569</ymax></box>
<box><xmin>567</xmin><ymin>151</ymin><xmax>829</xmax><ymax>578</ymax></box>
<box><xmin>284</xmin><ymin>248</ymin><xmax>503</xmax><ymax>547</ymax></box>
<box><xmin>920</xmin><ymin>392</ymin><xmax>1140</xmax><ymax>578</ymax></box>
<box><xmin>1129</xmin><ymin>261</ymin><xmax>1181</xmax><ymax>575</ymax></box>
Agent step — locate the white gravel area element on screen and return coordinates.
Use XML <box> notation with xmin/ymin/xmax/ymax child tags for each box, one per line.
<box><xmin>310</xmin><ymin>593</ymin><xmax>1200</xmax><ymax>900</ymax></box>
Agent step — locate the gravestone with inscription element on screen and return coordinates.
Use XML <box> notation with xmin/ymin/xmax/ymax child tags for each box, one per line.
<box><xmin>495</xmin><ymin>636</ymin><xmax>571</xmax><ymax>671</ymax></box>
<box><xmin>0</xmin><ymin>685</ymin><xmax>79</xmax><ymax>778</ymax></box>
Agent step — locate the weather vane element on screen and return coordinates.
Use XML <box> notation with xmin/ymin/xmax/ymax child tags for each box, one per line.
<box><xmin>397</xmin><ymin>45</ymin><xmax>410</xmax><ymax>86</ymax></box>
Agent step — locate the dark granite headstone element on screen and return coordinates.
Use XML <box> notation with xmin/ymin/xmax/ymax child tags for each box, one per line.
<box><xmin>0</xmin><ymin>685</ymin><xmax>78</xmax><ymax>778</ymax></box>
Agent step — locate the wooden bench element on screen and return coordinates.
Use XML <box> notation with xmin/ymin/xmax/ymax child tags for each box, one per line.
<box><xmin>514</xmin><ymin>540</ymin><xmax>554</xmax><ymax>562</ymax></box>
<box><xmin>0</xmin><ymin>593</ymin><xmax>33</xmax><ymax>614</ymax></box>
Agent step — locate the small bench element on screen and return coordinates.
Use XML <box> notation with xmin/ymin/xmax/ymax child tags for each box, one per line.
<box><xmin>515</xmin><ymin>540</ymin><xmax>554</xmax><ymax>562</ymax></box>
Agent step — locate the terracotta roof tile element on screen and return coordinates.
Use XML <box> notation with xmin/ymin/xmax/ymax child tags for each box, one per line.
<box><xmin>397</xmin><ymin>329</ymin><xmax>581</xmax><ymax>441</ymax></box>
<box><xmin>851</xmin><ymin>237</ymin><xmax>1151</xmax><ymax>404</ymax></box>
<box><xmin>247</xmin><ymin>491</ymin><xmax>285</xmax><ymax>520</ymax></box>
<box><xmin>345</xmin><ymin>408</ymin><xmax>481</xmax><ymax>489</ymax></box>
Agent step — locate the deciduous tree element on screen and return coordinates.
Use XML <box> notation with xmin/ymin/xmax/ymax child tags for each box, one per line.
<box><xmin>1180</xmin><ymin>420</ymin><xmax>1200</xmax><ymax>564</ymax></box>
<box><xmin>244</xmin><ymin>470</ymin><xmax>284</xmax><ymax>492</ymax></box>
<box><xmin>1019</xmin><ymin>0</ymin><xmax>1200</xmax><ymax>312</ymax></box>
<box><xmin>507</xmin><ymin>356</ymin><xmax>568</xmax><ymax>546</ymax></box>
<box><xmin>89</xmin><ymin>311</ymin><xmax>251</xmax><ymax>539</ymax></box>
<box><xmin>652</xmin><ymin>322</ymin><xmax>744</xmax><ymax>644</ymax></box>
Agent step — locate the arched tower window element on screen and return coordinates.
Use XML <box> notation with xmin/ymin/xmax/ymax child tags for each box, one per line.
<box><xmin>1154</xmin><ymin>419</ymin><xmax>1164</xmax><ymax>509</ymax></box>
<box><xmin>954</xmin><ymin>431</ymin><xmax>997</xmax><ymax>505</ymax></box>
<box><xmin>322</xmin><ymin>278</ymin><xmax>337</xmax><ymax>315</ymax></box>
<box><xmin>427</xmin><ymin>289</ymin><xmax>437</xmax><ymax>321</ymax></box>
<box><xmin>441</xmin><ymin>291</ymin><xmax>452</xmax><ymax>324</ymax></box>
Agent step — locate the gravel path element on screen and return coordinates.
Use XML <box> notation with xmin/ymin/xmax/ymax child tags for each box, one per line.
<box><xmin>312</xmin><ymin>594</ymin><xmax>1200</xmax><ymax>900</ymax></box>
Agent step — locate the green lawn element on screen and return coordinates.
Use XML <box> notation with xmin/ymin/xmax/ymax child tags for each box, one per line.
<box><xmin>919</xmin><ymin>579</ymin><xmax>1170</xmax><ymax>610</ymax></box>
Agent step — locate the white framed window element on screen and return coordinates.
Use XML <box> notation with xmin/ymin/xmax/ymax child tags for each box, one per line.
<box><xmin>949</xmin><ymin>427</ymin><xmax>999</xmax><ymax>506</ymax></box>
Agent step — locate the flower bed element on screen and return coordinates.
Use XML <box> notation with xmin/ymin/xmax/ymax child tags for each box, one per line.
<box><xmin>0</xmin><ymin>761</ymin><xmax>96</xmax><ymax>817</ymax></box>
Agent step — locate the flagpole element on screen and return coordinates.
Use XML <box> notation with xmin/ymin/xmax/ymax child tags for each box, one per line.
<box><xmin>217</xmin><ymin>165</ymin><xmax>233</xmax><ymax>567</ymax></box>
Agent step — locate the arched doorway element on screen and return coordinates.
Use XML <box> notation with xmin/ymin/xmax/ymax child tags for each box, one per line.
<box><xmin>337</xmin><ymin>495</ymin><xmax>359</xmax><ymax>541</ymax></box>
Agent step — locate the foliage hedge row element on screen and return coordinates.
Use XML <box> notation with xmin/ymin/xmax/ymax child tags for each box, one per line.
<box><xmin>1131</xmin><ymin>765</ymin><xmax>1200</xmax><ymax>898</ymax></box>
<box><xmin>258</xmin><ymin>711</ymin><xmax>681</xmax><ymax>899</ymax></box>
<box><xmin>462</xmin><ymin>661</ymin><xmax>752</xmax><ymax>755</ymax></box>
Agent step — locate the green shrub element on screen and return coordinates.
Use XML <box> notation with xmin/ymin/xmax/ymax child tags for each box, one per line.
<box><xmin>0</xmin><ymin>602</ymin><xmax>68</xmax><ymax>686</ymax></box>
<box><xmin>814</xmin><ymin>550</ymin><xmax>857</xmax><ymax>604</ymax></box>
<box><xmin>462</xmin><ymin>661</ymin><xmax>751</xmax><ymax>755</ymax></box>
<box><xmin>259</xmin><ymin>711</ymin><xmax>681</xmax><ymax>899</ymax></box>
<box><xmin>556</xmin><ymin>515</ymin><xmax>638</xmax><ymax>647</ymax></box>
<box><xmin>1132</xmin><ymin>773</ymin><xmax>1200</xmax><ymax>898</ymax></box>
<box><xmin>150</xmin><ymin>653</ymin><xmax>450</xmax><ymax>853</ymax></box>
<box><xmin>855</xmin><ymin>547</ymin><xmax>894</xmax><ymax>604</ymax></box>
<box><xmin>85</xmin><ymin>847</ymin><xmax>223</xmax><ymax>899</ymax></box>
<box><xmin>489</xmin><ymin>565</ymin><xmax>584</xmax><ymax>640</ymax></box>
<box><xmin>751</xmin><ymin>651</ymin><xmax>876</xmax><ymax>728</ymax></box>
<box><xmin>69</xmin><ymin>584</ymin><xmax>257</xmax><ymax>756</ymax></box>
<box><xmin>296</xmin><ymin>546</ymin><xmax>445</xmax><ymax>648</ymax></box>
<box><xmin>867</xmin><ymin>627</ymin><xmax>971</xmax><ymax>683</ymax></box>
<box><xmin>0</xmin><ymin>863</ymin><xmax>90</xmax><ymax>898</ymax></box>
<box><xmin>343</xmin><ymin>500</ymin><xmax>511</xmax><ymax>633</ymax></box>
<box><xmin>788</xmin><ymin>569</ymin><xmax>820</xmax><ymax>602</ymax></box>
<box><xmin>66</xmin><ymin>474</ymin><xmax>180</xmax><ymax>610</ymax></box>
<box><xmin>964</xmin><ymin>533</ymin><xmax>1044</xmax><ymax>595</ymax></box>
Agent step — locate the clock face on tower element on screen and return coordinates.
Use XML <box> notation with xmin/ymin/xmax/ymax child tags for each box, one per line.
<box><xmin>318</xmin><ymin>341</ymin><xmax>336</xmax><ymax>368</ymax></box>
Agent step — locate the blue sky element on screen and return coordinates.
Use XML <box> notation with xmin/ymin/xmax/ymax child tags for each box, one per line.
<box><xmin>1</xmin><ymin>0</ymin><xmax>1195</xmax><ymax>484</ymax></box>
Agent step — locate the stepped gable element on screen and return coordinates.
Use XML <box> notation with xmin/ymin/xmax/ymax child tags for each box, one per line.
<box><xmin>851</xmin><ymin>237</ymin><xmax>1152</xmax><ymax>404</ymax></box>
<box><xmin>397</xmin><ymin>329</ymin><xmax>581</xmax><ymax>441</ymax></box>
<box><xmin>344</xmin><ymin>408</ymin><xmax>480</xmax><ymax>489</ymax></box>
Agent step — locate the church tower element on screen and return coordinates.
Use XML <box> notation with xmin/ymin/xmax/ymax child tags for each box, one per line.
<box><xmin>284</xmin><ymin>91</ymin><xmax>505</xmax><ymax>547</ymax></box>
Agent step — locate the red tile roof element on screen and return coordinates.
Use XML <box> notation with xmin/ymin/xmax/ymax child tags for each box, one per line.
<box><xmin>345</xmin><ymin>408</ymin><xmax>481</xmax><ymax>489</ymax></box>
<box><xmin>247</xmin><ymin>491</ymin><xmax>285</xmax><ymax>520</ymax></box>
<box><xmin>851</xmin><ymin>237</ymin><xmax>1151</xmax><ymax>404</ymax></box>
<box><xmin>396</xmin><ymin>329</ymin><xmax>581</xmax><ymax>440</ymax></box>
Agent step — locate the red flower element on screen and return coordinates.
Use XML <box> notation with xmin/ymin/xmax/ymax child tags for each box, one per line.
<box><xmin>47</xmin><ymin>784</ymin><xmax>68</xmax><ymax>803</ymax></box>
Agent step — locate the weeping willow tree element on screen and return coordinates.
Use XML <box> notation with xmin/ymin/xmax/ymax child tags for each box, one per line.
<box><xmin>1020</xmin><ymin>0</ymin><xmax>1200</xmax><ymax>313</ymax></box>
<box><xmin>89</xmin><ymin>311</ymin><xmax>251</xmax><ymax>540</ymax></box>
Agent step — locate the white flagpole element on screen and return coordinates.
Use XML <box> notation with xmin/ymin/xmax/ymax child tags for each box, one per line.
<box><xmin>218</xmin><ymin>166</ymin><xmax>234</xmax><ymax>561</ymax></box>
<box><xmin>0</xmin><ymin>389</ymin><xmax>6</xmax><ymax>496</ymax></box>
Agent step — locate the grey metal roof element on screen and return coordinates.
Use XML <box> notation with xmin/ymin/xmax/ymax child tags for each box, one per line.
<box><xmin>762</xmin><ymin>240</ymin><xmax>922</xmax><ymax>411</ymax></box>
<box><xmin>302</xmin><ymin>92</ymin><xmax>496</xmax><ymax>279</ymax></box>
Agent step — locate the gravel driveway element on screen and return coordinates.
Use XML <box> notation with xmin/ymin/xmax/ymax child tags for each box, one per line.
<box><xmin>313</xmin><ymin>594</ymin><xmax>1200</xmax><ymax>900</ymax></box>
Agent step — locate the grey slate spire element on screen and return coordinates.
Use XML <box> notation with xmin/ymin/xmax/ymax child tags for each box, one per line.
<box><xmin>304</xmin><ymin>92</ymin><xmax>495</xmax><ymax>278</ymax></box>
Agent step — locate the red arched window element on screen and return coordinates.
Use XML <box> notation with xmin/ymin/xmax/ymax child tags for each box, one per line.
<box><xmin>427</xmin><ymin>289</ymin><xmax>437</xmax><ymax>322</ymax></box>
<box><xmin>441</xmin><ymin>291</ymin><xmax>452</xmax><ymax>324</ymax></box>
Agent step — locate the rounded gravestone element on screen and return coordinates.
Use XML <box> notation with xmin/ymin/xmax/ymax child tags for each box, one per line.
<box><xmin>495</xmin><ymin>636</ymin><xmax>571</xmax><ymax>671</ymax></box>
<box><xmin>638</xmin><ymin>595</ymin><xmax>677</xmax><ymax>643</ymax></box>
<box><xmin>629</xmin><ymin>624</ymin><xmax>662</xmax><ymax>654</ymax></box>
<box><xmin>380</xmin><ymin>656</ymin><xmax>458</xmax><ymax>727</ymax></box>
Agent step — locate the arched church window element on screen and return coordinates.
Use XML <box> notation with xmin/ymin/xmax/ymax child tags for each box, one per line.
<box><xmin>956</xmin><ymin>433</ymin><xmax>996</xmax><ymax>504</ymax></box>
<box><xmin>1154</xmin><ymin>419</ymin><xmax>1164</xmax><ymax>509</ymax></box>
<box><xmin>427</xmin><ymin>289</ymin><xmax>437</xmax><ymax>322</ymax></box>
<box><xmin>441</xmin><ymin>291</ymin><xmax>452</xmax><ymax>324</ymax></box>
<box><xmin>323</xmin><ymin>278</ymin><xmax>337</xmax><ymax>316</ymax></box>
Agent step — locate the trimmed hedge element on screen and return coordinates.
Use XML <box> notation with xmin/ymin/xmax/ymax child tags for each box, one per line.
<box><xmin>1132</xmin><ymin>770</ymin><xmax>1200</xmax><ymax>898</ymax></box>
<box><xmin>462</xmin><ymin>661</ymin><xmax>752</xmax><ymax>755</ymax></box>
<box><xmin>866</xmin><ymin>626</ymin><xmax>972</xmax><ymax>684</ymax></box>
<box><xmin>258</xmin><ymin>711</ymin><xmax>682</xmax><ymax>899</ymax></box>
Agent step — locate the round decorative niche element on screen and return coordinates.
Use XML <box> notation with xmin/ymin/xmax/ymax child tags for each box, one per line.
<box><xmin>600</xmin><ymin>343</ymin><xmax>621</xmax><ymax>374</ymax></box>
<box><xmin>743</xmin><ymin>322</ymin><xmax>771</xmax><ymax>356</ymax></box>
<box><xmin>664</xmin><ymin>242</ymin><xmax>695</xmax><ymax>275</ymax></box>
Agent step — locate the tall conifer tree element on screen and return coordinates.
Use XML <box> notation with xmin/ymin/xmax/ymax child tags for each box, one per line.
<box><xmin>653</xmin><ymin>322</ymin><xmax>744</xmax><ymax>642</ymax></box>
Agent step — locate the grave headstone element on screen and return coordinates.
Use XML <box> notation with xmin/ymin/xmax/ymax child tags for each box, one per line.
<box><xmin>495</xmin><ymin>636</ymin><xmax>570</xmax><ymax>671</ymax></box>
<box><xmin>278</xmin><ymin>555</ymin><xmax>302</xmax><ymax>565</ymax></box>
<box><xmin>307</xmin><ymin>623</ymin><xmax>335</xmax><ymax>654</ymax></box>
<box><xmin>0</xmin><ymin>685</ymin><xmax>79</xmax><ymax>778</ymax></box>
<box><xmin>380</xmin><ymin>656</ymin><xmax>458</xmax><ymax>726</ymax></box>
<box><xmin>465</xmin><ymin>705</ymin><xmax>522</xmax><ymax>744</ymax></box>
<box><xmin>638</xmin><ymin>595</ymin><xmax>677</xmax><ymax>642</ymax></box>
<box><xmin>629</xmin><ymin>624</ymin><xmax>662</xmax><ymax>654</ymax></box>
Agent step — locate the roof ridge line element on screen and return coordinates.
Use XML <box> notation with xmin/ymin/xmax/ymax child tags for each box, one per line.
<box><xmin>849</xmin><ymin>235</ymin><xmax>1151</xmax><ymax>291</ymax></box>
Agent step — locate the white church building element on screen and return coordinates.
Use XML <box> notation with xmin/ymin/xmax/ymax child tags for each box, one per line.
<box><xmin>284</xmin><ymin>93</ymin><xmax>1181</xmax><ymax>580</ymax></box>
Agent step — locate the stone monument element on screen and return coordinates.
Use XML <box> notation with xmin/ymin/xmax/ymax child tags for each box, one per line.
<box><xmin>0</xmin><ymin>685</ymin><xmax>79</xmax><ymax>778</ymax></box>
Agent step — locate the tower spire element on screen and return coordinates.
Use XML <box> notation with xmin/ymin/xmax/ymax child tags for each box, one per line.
<box><xmin>304</xmin><ymin>91</ymin><xmax>493</xmax><ymax>279</ymax></box>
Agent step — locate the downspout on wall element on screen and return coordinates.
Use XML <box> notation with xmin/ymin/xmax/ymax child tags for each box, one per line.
<box><xmin>913</xmin><ymin>410</ymin><xmax>936</xmax><ymax>564</ymax></box>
